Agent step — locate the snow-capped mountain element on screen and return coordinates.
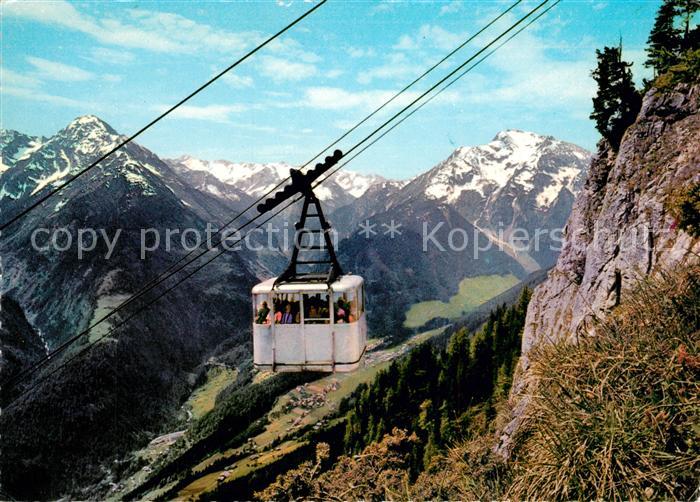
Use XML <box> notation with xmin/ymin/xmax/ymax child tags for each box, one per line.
<box><xmin>348</xmin><ymin>130</ymin><xmax>591</xmax><ymax>270</ymax></box>
<box><xmin>166</xmin><ymin>155</ymin><xmax>386</xmax><ymax>212</ymax></box>
<box><xmin>333</xmin><ymin>131</ymin><xmax>591</xmax><ymax>328</ymax></box>
<box><xmin>0</xmin><ymin>130</ymin><xmax>45</xmax><ymax>173</ymax></box>
<box><xmin>0</xmin><ymin>116</ymin><xmax>278</xmax><ymax>499</ymax></box>
<box><xmin>399</xmin><ymin>129</ymin><xmax>589</xmax><ymax>217</ymax></box>
<box><xmin>0</xmin><ymin>115</ymin><xmax>279</xmax><ymax>349</ymax></box>
<box><xmin>415</xmin><ymin>130</ymin><xmax>588</xmax><ymax>207</ymax></box>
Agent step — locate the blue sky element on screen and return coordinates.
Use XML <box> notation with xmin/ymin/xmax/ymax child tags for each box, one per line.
<box><xmin>2</xmin><ymin>0</ymin><xmax>662</xmax><ymax>179</ymax></box>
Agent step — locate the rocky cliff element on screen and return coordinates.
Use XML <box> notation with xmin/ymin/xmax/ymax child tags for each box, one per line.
<box><xmin>497</xmin><ymin>82</ymin><xmax>700</xmax><ymax>455</ymax></box>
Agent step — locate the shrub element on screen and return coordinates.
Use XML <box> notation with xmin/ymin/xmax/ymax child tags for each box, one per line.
<box><xmin>654</xmin><ymin>48</ymin><xmax>700</xmax><ymax>89</ymax></box>
<box><xmin>671</xmin><ymin>181</ymin><xmax>700</xmax><ymax>237</ymax></box>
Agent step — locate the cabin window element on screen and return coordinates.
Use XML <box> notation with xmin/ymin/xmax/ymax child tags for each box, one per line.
<box><xmin>254</xmin><ymin>294</ymin><xmax>271</xmax><ymax>325</ymax></box>
<box><xmin>303</xmin><ymin>293</ymin><xmax>330</xmax><ymax>324</ymax></box>
<box><xmin>274</xmin><ymin>293</ymin><xmax>300</xmax><ymax>324</ymax></box>
<box><xmin>334</xmin><ymin>289</ymin><xmax>359</xmax><ymax>324</ymax></box>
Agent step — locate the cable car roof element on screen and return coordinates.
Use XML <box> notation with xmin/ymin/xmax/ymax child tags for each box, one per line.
<box><xmin>252</xmin><ymin>274</ymin><xmax>363</xmax><ymax>294</ymax></box>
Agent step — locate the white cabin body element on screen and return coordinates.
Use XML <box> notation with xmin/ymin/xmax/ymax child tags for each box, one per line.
<box><xmin>252</xmin><ymin>274</ymin><xmax>367</xmax><ymax>372</ymax></box>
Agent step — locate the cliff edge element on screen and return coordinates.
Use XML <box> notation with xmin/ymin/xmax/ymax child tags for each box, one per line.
<box><xmin>497</xmin><ymin>82</ymin><xmax>700</xmax><ymax>456</ymax></box>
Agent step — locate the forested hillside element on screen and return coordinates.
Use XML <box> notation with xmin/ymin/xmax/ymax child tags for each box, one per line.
<box><xmin>255</xmin><ymin>288</ymin><xmax>530</xmax><ymax>500</ymax></box>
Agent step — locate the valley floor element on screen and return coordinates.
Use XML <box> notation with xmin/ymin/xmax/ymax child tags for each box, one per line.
<box><xmin>112</xmin><ymin>327</ymin><xmax>446</xmax><ymax>501</ymax></box>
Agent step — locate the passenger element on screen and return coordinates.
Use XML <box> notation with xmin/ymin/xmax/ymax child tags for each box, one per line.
<box><xmin>308</xmin><ymin>305</ymin><xmax>319</xmax><ymax>318</ymax></box>
<box><xmin>319</xmin><ymin>305</ymin><xmax>329</xmax><ymax>318</ymax></box>
<box><xmin>280</xmin><ymin>303</ymin><xmax>295</xmax><ymax>324</ymax></box>
<box><xmin>256</xmin><ymin>301</ymin><xmax>270</xmax><ymax>324</ymax></box>
<box><xmin>335</xmin><ymin>299</ymin><xmax>346</xmax><ymax>323</ymax></box>
<box><xmin>347</xmin><ymin>301</ymin><xmax>356</xmax><ymax>323</ymax></box>
<box><xmin>274</xmin><ymin>301</ymin><xmax>283</xmax><ymax>324</ymax></box>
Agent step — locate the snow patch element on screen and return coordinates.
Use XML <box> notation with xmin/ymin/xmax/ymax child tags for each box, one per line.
<box><xmin>16</xmin><ymin>140</ymin><xmax>44</xmax><ymax>161</ymax></box>
<box><xmin>30</xmin><ymin>166</ymin><xmax>71</xmax><ymax>195</ymax></box>
<box><xmin>54</xmin><ymin>199</ymin><xmax>68</xmax><ymax>212</ymax></box>
<box><xmin>125</xmin><ymin>171</ymin><xmax>156</xmax><ymax>195</ymax></box>
<box><xmin>142</xmin><ymin>163</ymin><xmax>162</xmax><ymax>177</ymax></box>
<box><xmin>536</xmin><ymin>165</ymin><xmax>581</xmax><ymax>207</ymax></box>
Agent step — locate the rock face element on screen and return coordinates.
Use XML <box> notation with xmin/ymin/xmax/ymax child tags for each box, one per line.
<box><xmin>497</xmin><ymin>83</ymin><xmax>700</xmax><ymax>456</ymax></box>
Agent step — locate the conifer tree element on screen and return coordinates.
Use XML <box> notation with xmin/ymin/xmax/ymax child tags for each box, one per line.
<box><xmin>590</xmin><ymin>46</ymin><xmax>642</xmax><ymax>149</ymax></box>
<box><xmin>677</xmin><ymin>0</ymin><xmax>700</xmax><ymax>49</ymax></box>
<box><xmin>646</xmin><ymin>0</ymin><xmax>683</xmax><ymax>74</ymax></box>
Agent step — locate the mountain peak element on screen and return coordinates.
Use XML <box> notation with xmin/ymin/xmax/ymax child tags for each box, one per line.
<box><xmin>492</xmin><ymin>129</ymin><xmax>550</xmax><ymax>148</ymax></box>
<box><xmin>55</xmin><ymin>115</ymin><xmax>121</xmax><ymax>155</ymax></box>
<box><xmin>63</xmin><ymin>115</ymin><xmax>117</xmax><ymax>135</ymax></box>
<box><xmin>415</xmin><ymin>130</ymin><xmax>591</xmax><ymax>208</ymax></box>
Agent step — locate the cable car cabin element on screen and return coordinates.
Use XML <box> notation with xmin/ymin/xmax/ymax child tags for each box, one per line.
<box><xmin>251</xmin><ymin>149</ymin><xmax>366</xmax><ymax>372</ymax></box>
<box><xmin>252</xmin><ymin>275</ymin><xmax>367</xmax><ymax>372</ymax></box>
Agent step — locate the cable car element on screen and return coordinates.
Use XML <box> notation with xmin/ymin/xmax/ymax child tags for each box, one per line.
<box><xmin>252</xmin><ymin>150</ymin><xmax>367</xmax><ymax>372</ymax></box>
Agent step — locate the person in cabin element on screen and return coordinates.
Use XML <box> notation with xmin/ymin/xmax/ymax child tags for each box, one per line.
<box><xmin>274</xmin><ymin>300</ymin><xmax>283</xmax><ymax>324</ymax></box>
<box><xmin>256</xmin><ymin>301</ymin><xmax>270</xmax><ymax>324</ymax></box>
<box><xmin>281</xmin><ymin>303</ymin><xmax>295</xmax><ymax>324</ymax></box>
<box><xmin>335</xmin><ymin>298</ymin><xmax>347</xmax><ymax>323</ymax></box>
<box><xmin>346</xmin><ymin>301</ymin><xmax>356</xmax><ymax>323</ymax></box>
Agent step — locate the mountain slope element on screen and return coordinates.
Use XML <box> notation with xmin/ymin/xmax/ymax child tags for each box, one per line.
<box><xmin>498</xmin><ymin>82</ymin><xmax>700</xmax><ymax>456</ymax></box>
<box><xmin>0</xmin><ymin>116</ymin><xmax>270</xmax><ymax>498</ymax></box>
<box><xmin>394</xmin><ymin>130</ymin><xmax>590</xmax><ymax>269</ymax></box>
<box><xmin>0</xmin><ymin>296</ymin><xmax>46</xmax><ymax>401</ymax></box>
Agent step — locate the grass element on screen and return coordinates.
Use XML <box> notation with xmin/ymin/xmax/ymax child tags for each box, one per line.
<box><xmin>185</xmin><ymin>367</ymin><xmax>238</xmax><ymax>420</ymax></box>
<box><xmin>407</xmin><ymin>266</ymin><xmax>700</xmax><ymax>501</ymax></box>
<box><xmin>507</xmin><ymin>266</ymin><xmax>700</xmax><ymax>500</ymax></box>
<box><xmin>87</xmin><ymin>294</ymin><xmax>131</xmax><ymax>343</ymax></box>
<box><xmin>404</xmin><ymin>274</ymin><xmax>519</xmax><ymax>328</ymax></box>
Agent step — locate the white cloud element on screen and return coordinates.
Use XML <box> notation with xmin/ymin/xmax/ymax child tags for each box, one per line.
<box><xmin>222</xmin><ymin>73</ymin><xmax>254</xmax><ymax>89</ymax></box>
<box><xmin>393</xmin><ymin>24</ymin><xmax>465</xmax><ymax>52</ymax></box>
<box><xmin>451</xmin><ymin>27</ymin><xmax>597</xmax><ymax>117</ymax></box>
<box><xmin>230</xmin><ymin>123</ymin><xmax>277</xmax><ymax>133</ymax></box>
<box><xmin>440</xmin><ymin>1</ymin><xmax>463</xmax><ymax>16</ymax></box>
<box><xmin>1</xmin><ymin>68</ymin><xmax>42</xmax><ymax>88</ymax></box>
<box><xmin>370</xmin><ymin>1</ymin><xmax>396</xmax><ymax>15</ymax></box>
<box><xmin>87</xmin><ymin>47</ymin><xmax>136</xmax><ymax>65</ymax></box>
<box><xmin>357</xmin><ymin>53</ymin><xmax>422</xmax><ymax>85</ymax></box>
<box><xmin>258</xmin><ymin>56</ymin><xmax>318</xmax><ymax>82</ymax></box>
<box><xmin>2</xmin><ymin>85</ymin><xmax>89</xmax><ymax>108</ymax></box>
<box><xmin>3</xmin><ymin>0</ymin><xmax>261</xmax><ymax>55</ymax></box>
<box><xmin>302</xmin><ymin>86</ymin><xmax>420</xmax><ymax>111</ymax></box>
<box><xmin>347</xmin><ymin>47</ymin><xmax>377</xmax><ymax>59</ymax></box>
<box><xmin>154</xmin><ymin>104</ymin><xmax>247</xmax><ymax>123</ymax></box>
<box><xmin>26</xmin><ymin>56</ymin><xmax>95</xmax><ymax>81</ymax></box>
<box><xmin>266</xmin><ymin>38</ymin><xmax>320</xmax><ymax>64</ymax></box>
<box><xmin>325</xmin><ymin>69</ymin><xmax>344</xmax><ymax>79</ymax></box>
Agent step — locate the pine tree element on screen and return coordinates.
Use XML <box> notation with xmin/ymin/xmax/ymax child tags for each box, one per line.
<box><xmin>646</xmin><ymin>0</ymin><xmax>683</xmax><ymax>74</ymax></box>
<box><xmin>590</xmin><ymin>46</ymin><xmax>642</xmax><ymax>149</ymax></box>
<box><xmin>677</xmin><ymin>0</ymin><xmax>700</xmax><ymax>50</ymax></box>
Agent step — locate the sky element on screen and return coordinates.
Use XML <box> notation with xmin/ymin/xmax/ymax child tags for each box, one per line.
<box><xmin>1</xmin><ymin>0</ymin><xmax>662</xmax><ymax>180</ymax></box>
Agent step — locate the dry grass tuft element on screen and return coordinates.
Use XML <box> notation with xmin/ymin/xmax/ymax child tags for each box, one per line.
<box><xmin>508</xmin><ymin>266</ymin><xmax>700</xmax><ymax>500</ymax></box>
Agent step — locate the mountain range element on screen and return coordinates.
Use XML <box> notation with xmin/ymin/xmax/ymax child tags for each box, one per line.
<box><xmin>0</xmin><ymin>115</ymin><xmax>589</xmax><ymax>498</ymax></box>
